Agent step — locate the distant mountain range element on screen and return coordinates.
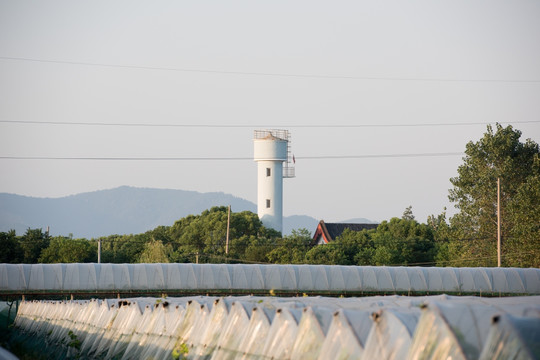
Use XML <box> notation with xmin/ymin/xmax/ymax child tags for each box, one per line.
<box><xmin>0</xmin><ymin>186</ymin><xmax>375</xmax><ymax>238</ymax></box>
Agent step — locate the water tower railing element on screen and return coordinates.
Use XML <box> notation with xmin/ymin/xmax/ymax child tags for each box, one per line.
<box><xmin>283</xmin><ymin>166</ymin><xmax>295</xmax><ymax>178</ymax></box>
<box><xmin>253</xmin><ymin>129</ymin><xmax>289</xmax><ymax>141</ymax></box>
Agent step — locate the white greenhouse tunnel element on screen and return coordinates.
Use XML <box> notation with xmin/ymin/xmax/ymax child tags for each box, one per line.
<box><xmin>2</xmin><ymin>264</ymin><xmax>540</xmax><ymax>359</ymax></box>
<box><xmin>1</xmin><ymin>263</ymin><xmax>540</xmax><ymax>296</ymax></box>
<box><xmin>8</xmin><ymin>294</ymin><xmax>540</xmax><ymax>360</ymax></box>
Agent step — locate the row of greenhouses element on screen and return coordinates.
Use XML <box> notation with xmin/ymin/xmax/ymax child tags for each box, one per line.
<box><xmin>10</xmin><ymin>294</ymin><xmax>540</xmax><ymax>359</ymax></box>
<box><xmin>2</xmin><ymin>263</ymin><xmax>540</xmax><ymax>295</ymax></box>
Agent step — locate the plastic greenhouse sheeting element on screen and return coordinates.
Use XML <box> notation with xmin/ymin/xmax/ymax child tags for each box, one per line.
<box><xmin>261</xmin><ymin>307</ymin><xmax>303</xmax><ymax>359</ymax></box>
<box><xmin>407</xmin><ymin>299</ymin><xmax>540</xmax><ymax>360</ymax></box>
<box><xmin>363</xmin><ymin>308</ymin><xmax>421</xmax><ymax>360</ymax></box>
<box><xmin>237</xmin><ymin>306</ymin><xmax>276</xmax><ymax>359</ymax></box>
<box><xmin>208</xmin><ymin>300</ymin><xmax>253</xmax><ymax>359</ymax></box>
<box><xmin>0</xmin><ymin>301</ymin><xmax>17</xmax><ymax>331</ymax></box>
<box><xmin>290</xmin><ymin>306</ymin><xmax>334</xmax><ymax>359</ymax></box>
<box><xmin>9</xmin><ymin>294</ymin><xmax>540</xmax><ymax>359</ymax></box>
<box><xmin>190</xmin><ymin>297</ymin><xmax>231</xmax><ymax>359</ymax></box>
<box><xmin>0</xmin><ymin>346</ymin><xmax>18</xmax><ymax>360</ymax></box>
<box><xmin>2</xmin><ymin>263</ymin><xmax>540</xmax><ymax>295</ymax></box>
<box><xmin>479</xmin><ymin>314</ymin><xmax>540</xmax><ymax>360</ymax></box>
<box><xmin>317</xmin><ymin>309</ymin><xmax>372</xmax><ymax>360</ymax></box>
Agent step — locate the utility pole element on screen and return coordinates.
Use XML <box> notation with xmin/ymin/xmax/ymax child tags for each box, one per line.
<box><xmin>497</xmin><ymin>178</ymin><xmax>501</xmax><ymax>267</ymax></box>
<box><xmin>226</xmin><ymin>205</ymin><xmax>231</xmax><ymax>255</ymax></box>
<box><xmin>98</xmin><ymin>238</ymin><xmax>101</xmax><ymax>264</ymax></box>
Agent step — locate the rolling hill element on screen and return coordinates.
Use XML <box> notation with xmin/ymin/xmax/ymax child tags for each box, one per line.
<box><xmin>0</xmin><ymin>186</ymin><xmax>321</xmax><ymax>238</ymax></box>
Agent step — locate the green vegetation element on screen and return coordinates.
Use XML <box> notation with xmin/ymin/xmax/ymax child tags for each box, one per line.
<box><xmin>172</xmin><ymin>343</ymin><xmax>189</xmax><ymax>360</ymax></box>
<box><xmin>0</xmin><ymin>124</ymin><xmax>538</xmax><ymax>267</ymax></box>
<box><xmin>39</xmin><ymin>237</ymin><xmax>96</xmax><ymax>263</ymax></box>
<box><xmin>67</xmin><ymin>330</ymin><xmax>81</xmax><ymax>351</ymax></box>
<box><xmin>442</xmin><ymin>124</ymin><xmax>540</xmax><ymax>267</ymax></box>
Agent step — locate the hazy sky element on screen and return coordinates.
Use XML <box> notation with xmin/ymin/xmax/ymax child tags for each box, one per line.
<box><xmin>1</xmin><ymin>0</ymin><xmax>539</xmax><ymax>224</ymax></box>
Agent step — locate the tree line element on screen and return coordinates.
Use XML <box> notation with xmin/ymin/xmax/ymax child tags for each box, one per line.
<box><xmin>1</xmin><ymin>124</ymin><xmax>538</xmax><ymax>267</ymax></box>
<box><xmin>0</xmin><ymin>208</ymin><xmax>448</xmax><ymax>266</ymax></box>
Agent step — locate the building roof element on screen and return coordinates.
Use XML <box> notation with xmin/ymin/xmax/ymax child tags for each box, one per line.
<box><xmin>313</xmin><ymin>220</ymin><xmax>379</xmax><ymax>244</ymax></box>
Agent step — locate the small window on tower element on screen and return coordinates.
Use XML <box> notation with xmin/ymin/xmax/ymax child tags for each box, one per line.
<box><xmin>266</xmin><ymin>199</ymin><xmax>271</xmax><ymax>208</ymax></box>
<box><xmin>266</xmin><ymin>168</ymin><xmax>271</xmax><ymax>177</ymax></box>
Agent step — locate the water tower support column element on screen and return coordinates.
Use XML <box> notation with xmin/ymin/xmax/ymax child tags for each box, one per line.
<box><xmin>253</xmin><ymin>130</ymin><xmax>293</xmax><ymax>234</ymax></box>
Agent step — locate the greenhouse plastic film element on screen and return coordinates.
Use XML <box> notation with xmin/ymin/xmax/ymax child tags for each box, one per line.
<box><xmin>3</xmin><ymin>264</ymin><xmax>540</xmax><ymax>295</ymax></box>
<box><xmin>317</xmin><ymin>309</ymin><xmax>372</xmax><ymax>360</ymax></box>
<box><xmin>406</xmin><ymin>306</ymin><xmax>467</xmax><ymax>360</ymax></box>
<box><xmin>190</xmin><ymin>298</ymin><xmax>231</xmax><ymax>359</ymax></box>
<box><xmin>236</xmin><ymin>306</ymin><xmax>275</xmax><ymax>359</ymax></box>
<box><xmin>406</xmin><ymin>300</ymin><xmax>540</xmax><ymax>360</ymax></box>
<box><xmin>363</xmin><ymin>308</ymin><xmax>420</xmax><ymax>360</ymax></box>
<box><xmin>290</xmin><ymin>306</ymin><xmax>334</xmax><ymax>360</ymax></box>
<box><xmin>261</xmin><ymin>307</ymin><xmax>302</xmax><ymax>360</ymax></box>
<box><xmin>7</xmin><ymin>294</ymin><xmax>540</xmax><ymax>359</ymax></box>
<box><xmin>479</xmin><ymin>314</ymin><xmax>540</xmax><ymax>360</ymax></box>
<box><xmin>209</xmin><ymin>301</ymin><xmax>253</xmax><ymax>360</ymax></box>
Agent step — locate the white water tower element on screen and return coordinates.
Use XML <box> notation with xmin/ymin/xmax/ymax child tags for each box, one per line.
<box><xmin>253</xmin><ymin>130</ymin><xmax>295</xmax><ymax>234</ymax></box>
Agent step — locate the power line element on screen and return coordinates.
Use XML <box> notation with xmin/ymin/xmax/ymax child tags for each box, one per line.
<box><xmin>13</xmin><ymin>234</ymin><xmax>502</xmax><ymax>244</ymax></box>
<box><xmin>299</xmin><ymin>153</ymin><xmax>463</xmax><ymax>160</ymax></box>
<box><xmin>0</xmin><ymin>152</ymin><xmax>463</xmax><ymax>161</ymax></box>
<box><xmin>0</xmin><ymin>156</ymin><xmax>251</xmax><ymax>161</ymax></box>
<box><xmin>2</xmin><ymin>119</ymin><xmax>538</xmax><ymax>128</ymax></box>
<box><xmin>2</xmin><ymin>56</ymin><xmax>540</xmax><ymax>83</ymax></box>
<box><xmin>8</xmin><ymin>234</ymin><xmax>537</xmax><ymax>266</ymax></box>
<box><xmin>387</xmin><ymin>250</ymin><xmax>537</xmax><ymax>267</ymax></box>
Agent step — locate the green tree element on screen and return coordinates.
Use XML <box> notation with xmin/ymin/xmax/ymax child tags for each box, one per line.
<box><xmin>334</xmin><ymin>228</ymin><xmax>375</xmax><ymax>265</ymax></box>
<box><xmin>39</xmin><ymin>237</ymin><xmax>97</xmax><ymax>263</ymax></box>
<box><xmin>427</xmin><ymin>211</ymin><xmax>456</xmax><ymax>266</ymax></box>
<box><xmin>504</xmin><ymin>173</ymin><xmax>540</xmax><ymax>267</ymax></box>
<box><xmin>305</xmin><ymin>216</ymin><xmax>436</xmax><ymax>266</ymax></box>
<box><xmin>169</xmin><ymin>207</ymin><xmax>278</xmax><ymax>263</ymax></box>
<box><xmin>170</xmin><ymin>245</ymin><xmax>200</xmax><ymax>263</ymax></box>
<box><xmin>20</xmin><ymin>228</ymin><xmax>50</xmax><ymax>263</ymax></box>
<box><xmin>304</xmin><ymin>243</ymin><xmax>348</xmax><ymax>265</ymax></box>
<box><xmin>223</xmin><ymin>235</ymin><xmax>252</xmax><ymax>263</ymax></box>
<box><xmin>266</xmin><ymin>229</ymin><xmax>312</xmax><ymax>264</ymax></box>
<box><xmin>170</xmin><ymin>207</ymin><xmax>230</xmax><ymax>258</ymax></box>
<box><xmin>402</xmin><ymin>206</ymin><xmax>415</xmax><ymax>221</ymax></box>
<box><xmin>448</xmin><ymin>124</ymin><xmax>540</xmax><ymax>267</ymax></box>
<box><xmin>0</xmin><ymin>230</ymin><xmax>23</xmax><ymax>263</ymax></box>
<box><xmin>99</xmin><ymin>234</ymin><xmax>146</xmax><ymax>263</ymax></box>
<box><xmin>244</xmin><ymin>237</ymin><xmax>275</xmax><ymax>263</ymax></box>
<box><xmin>369</xmin><ymin>217</ymin><xmax>436</xmax><ymax>266</ymax></box>
<box><xmin>148</xmin><ymin>226</ymin><xmax>172</xmax><ymax>244</ymax></box>
<box><xmin>138</xmin><ymin>239</ymin><xmax>173</xmax><ymax>263</ymax></box>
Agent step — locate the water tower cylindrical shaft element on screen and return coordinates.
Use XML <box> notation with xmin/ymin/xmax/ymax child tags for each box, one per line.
<box><xmin>254</xmin><ymin>132</ymin><xmax>288</xmax><ymax>234</ymax></box>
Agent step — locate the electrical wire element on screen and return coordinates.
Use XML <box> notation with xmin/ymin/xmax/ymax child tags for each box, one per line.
<box><xmin>0</xmin><ymin>156</ymin><xmax>251</xmax><ymax>161</ymax></box>
<box><xmin>386</xmin><ymin>250</ymin><xmax>538</xmax><ymax>267</ymax></box>
<box><xmin>12</xmin><ymin>234</ymin><xmax>514</xmax><ymax>245</ymax></box>
<box><xmin>0</xmin><ymin>152</ymin><xmax>464</xmax><ymax>161</ymax></box>
<box><xmin>11</xmin><ymin>231</ymin><xmax>536</xmax><ymax>266</ymax></box>
<box><xmin>2</xmin><ymin>56</ymin><xmax>540</xmax><ymax>83</ymax></box>
<box><xmin>298</xmin><ymin>152</ymin><xmax>463</xmax><ymax>160</ymax></box>
<box><xmin>1</xmin><ymin>119</ymin><xmax>539</xmax><ymax>128</ymax></box>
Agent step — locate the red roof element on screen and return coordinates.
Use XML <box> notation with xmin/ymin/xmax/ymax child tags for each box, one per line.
<box><xmin>312</xmin><ymin>220</ymin><xmax>379</xmax><ymax>244</ymax></box>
